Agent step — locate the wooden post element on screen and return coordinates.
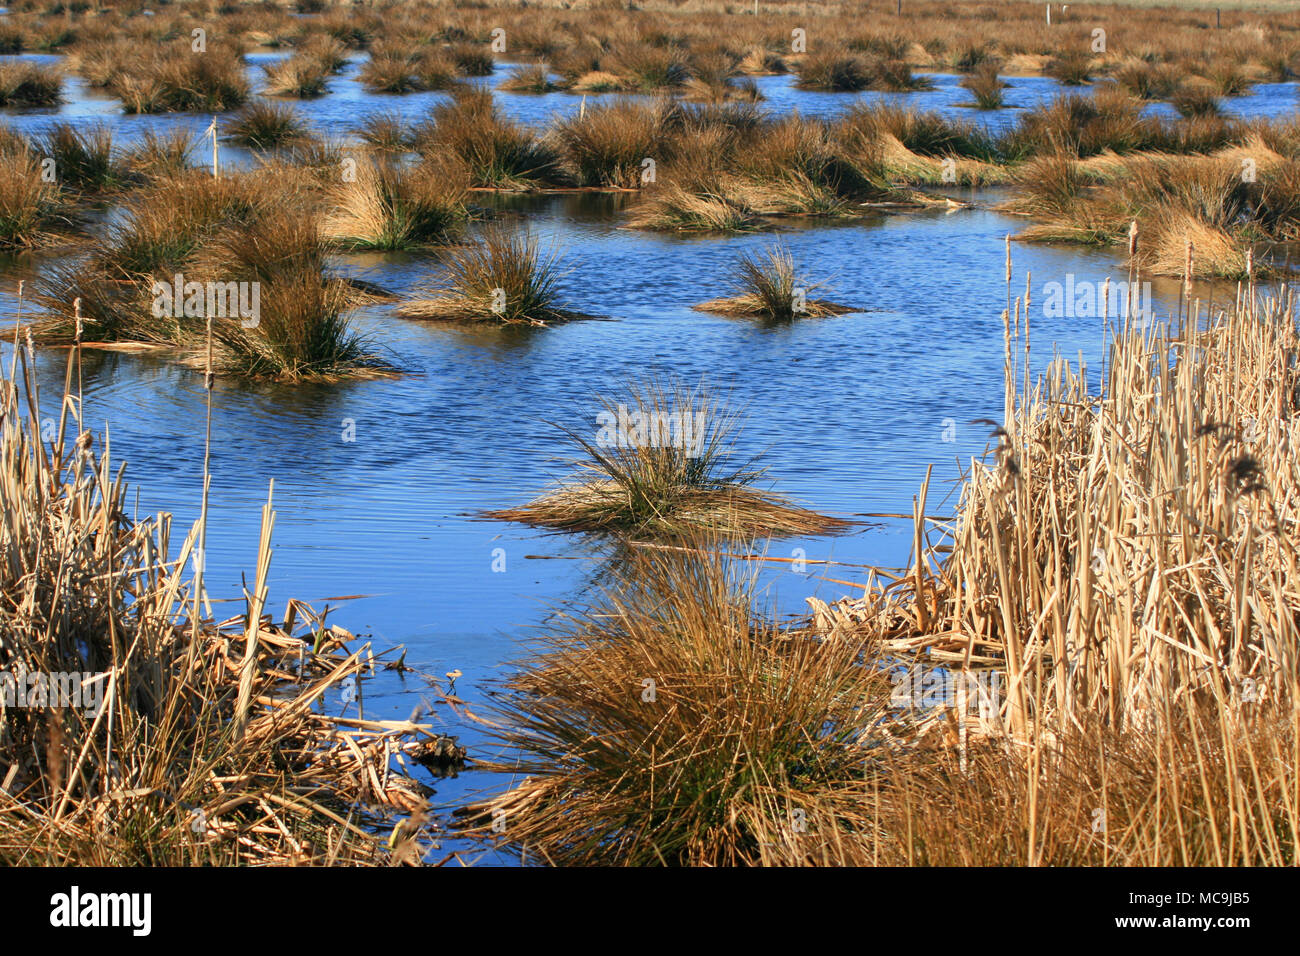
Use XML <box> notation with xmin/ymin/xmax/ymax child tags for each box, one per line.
<box><xmin>896</xmin><ymin>0</ymin><xmax>901</xmax><ymax>15</ymax></box>
<box><xmin>1217</xmin><ymin>8</ymin><xmax>1221</xmax><ymax>28</ymax></box>
<box><xmin>209</xmin><ymin>116</ymin><xmax>219</xmax><ymax>178</ymax></box>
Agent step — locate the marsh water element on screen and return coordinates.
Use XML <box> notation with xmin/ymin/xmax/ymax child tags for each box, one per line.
<box><xmin>2</xmin><ymin>49</ymin><xmax>1295</xmax><ymax>862</ymax></box>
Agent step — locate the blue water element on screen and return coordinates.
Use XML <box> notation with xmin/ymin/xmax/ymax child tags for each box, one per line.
<box><xmin>0</xmin><ymin>45</ymin><xmax>1279</xmax><ymax>863</ymax></box>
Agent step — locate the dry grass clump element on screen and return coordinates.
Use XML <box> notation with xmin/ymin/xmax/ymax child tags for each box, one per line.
<box><xmin>1113</xmin><ymin>59</ymin><xmax>1180</xmax><ymax>101</ymax></box>
<box><xmin>110</xmin><ymin>43</ymin><xmax>250</xmax><ymax>114</ymax></box>
<box><xmin>0</xmin><ymin>361</ymin><xmax>436</xmax><ymax>865</ymax></box>
<box><xmin>485</xmin><ymin>380</ymin><xmax>852</xmax><ymax>539</ymax></box>
<box><xmin>499</xmin><ymin>64</ymin><xmax>557</xmax><ymax>94</ymax></box>
<box><xmin>836</xmin><ymin>102</ymin><xmax>998</xmax><ymax>161</ymax></box>
<box><xmin>456</xmin><ymin>543</ymin><xmax>885</xmax><ymax>865</ymax></box>
<box><xmin>625</xmin><ymin>176</ymin><xmax>766</xmax><ymax>233</ymax></box>
<box><xmin>412</xmin><ymin>87</ymin><xmax>557</xmax><ymax>189</ymax></box>
<box><xmin>795</xmin><ymin>47</ymin><xmax>928</xmax><ymax>92</ymax></box>
<box><xmin>960</xmin><ymin>62</ymin><xmax>1005</xmax><ymax>109</ymax></box>
<box><xmin>607</xmin><ymin>42</ymin><xmax>690</xmax><ymax>92</ymax></box>
<box><xmin>261</xmin><ymin>53</ymin><xmax>331</xmax><ymax>97</ymax></box>
<box><xmin>322</xmin><ymin>157</ymin><xmax>468</xmax><ymax>250</ymax></box>
<box><xmin>122</xmin><ymin>128</ymin><xmax>197</xmax><ymax>181</ymax></box>
<box><xmin>694</xmin><ymin>243</ymin><xmax>854</xmax><ymax>319</ymax></box>
<box><xmin>1044</xmin><ymin>50</ymin><xmax>1092</xmax><ymax>86</ymax></box>
<box><xmin>359</xmin><ymin>43</ymin><xmax>459</xmax><ymax>93</ymax></box>
<box><xmin>548</xmin><ymin>98</ymin><xmax>679</xmax><ymax>189</ymax></box>
<box><xmin>226</xmin><ymin>100</ymin><xmax>311</xmax><ymax>149</ymax></box>
<box><xmin>0</xmin><ymin>60</ymin><xmax>61</xmax><ymax>106</ymax></box>
<box><xmin>397</xmin><ymin>227</ymin><xmax>580</xmax><ymax>325</ymax></box>
<box><xmin>33</xmin><ymin>122</ymin><xmax>124</xmax><ymax>193</ymax></box>
<box><xmin>1000</xmin><ymin>89</ymin><xmax>1149</xmax><ymax>159</ymax></box>
<box><xmin>27</xmin><ymin>170</ymin><xmax>382</xmax><ymax>379</ymax></box>
<box><xmin>626</xmin><ymin>109</ymin><xmax>929</xmax><ymax>233</ymax></box>
<box><xmin>0</xmin><ymin>148</ymin><xmax>77</xmax><ymax>249</ymax></box>
<box><xmin>353</xmin><ymin>111</ymin><xmax>412</xmax><ymax>153</ymax></box>
<box><xmin>1006</xmin><ymin>150</ymin><xmax>1295</xmax><ymax>277</ymax></box>
<box><xmin>1171</xmin><ymin>83</ymin><xmax>1223</xmax><ymax>118</ymax></box>
<box><xmin>196</xmin><ymin>215</ymin><xmax>388</xmax><ymax>380</ymax></box>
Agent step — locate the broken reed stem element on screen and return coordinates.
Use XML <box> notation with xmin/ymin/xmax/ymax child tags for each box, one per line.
<box><xmin>198</xmin><ymin>317</ymin><xmax>214</xmax><ymax>622</ymax></box>
<box><xmin>236</xmin><ymin>480</ymin><xmax>275</xmax><ymax>738</ymax></box>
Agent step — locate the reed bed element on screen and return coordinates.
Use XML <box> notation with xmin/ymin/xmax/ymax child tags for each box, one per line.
<box><xmin>485</xmin><ymin>380</ymin><xmax>852</xmax><ymax>539</ymax></box>
<box><xmin>0</xmin><ymin>352</ymin><xmax>435</xmax><ymax>865</ymax></box>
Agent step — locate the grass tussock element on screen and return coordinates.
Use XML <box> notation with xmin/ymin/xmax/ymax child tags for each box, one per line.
<box><xmin>261</xmin><ymin>53</ymin><xmax>330</xmax><ymax>97</ymax></box>
<box><xmin>397</xmin><ymin>227</ymin><xmax>579</xmax><ymax>325</ymax></box>
<box><xmin>0</xmin><ymin>60</ymin><xmax>61</xmax><ymax>106</ymax></box>
<box><xmin>548</xmin><ymin>98</ymin><xmax>677</xmax><ymax>189</ymax></box>
<box><xmin>499</xmin><ymin>64</ymin><xmax>557</xmax><ymax>94</ymax></box>
<box><xmin>0</xmin><ymin>148</ymin><xmax>76</xmax><ymax>249</ymax></box>
<box><xmin>225</xmin><ymin>100</ymin><xmax>311</xmax><ymax>149</ymax></box>
<box><xmin>34</xmin><ymin>122</ymin><xmax>124</xmax><ymax>193</ymax></box>
<box><xmin>322</xmin><ymin>157</ymin><xmax>468</xmax><ymax>251</ymax></box>
<box><xmin>485</xmin><ymin>380</ymin><xmax>853</xmax><ymax>539</ymax></box>
<box><xmin>413</xmin><ymin>86</ymin><xmax>557</xmax><ymax>189</ymax></box>
<box><xmin>196</xmin><ymin>214</ymin><xmax>388</xmax><ymax>380</ymax></box>
<box><xmin>1006</xmin><ymin>149</ymin><xmax>1297</xmax><ymax>277</ymax></box>
<box><xmin>795</xmin><ymin>47</ymin><xmax>929</xmax><ymax>92</ymax></box>
<box><xmin>123</xmin><ymin>128</ymin><xmax>197</xmax><ymax>181</ymax></box>
<box><xmin>457</xmin><ymin>543</ymin><xmax>884</xmax><ymax>865</ymax></box>
<box><xmin>694</xmin><ymin>243</ymin><xmax>854</xmax><ymax>319</ymax></box>
<box><xmin>960</xmin><ymin>63</ymin><xmax>1005</xmax><ymax>109</ymax></box>
<box><xmin>111</xmin><ymin>43</ymin><xmax>250</xmax><ymax>114</ymax></box>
